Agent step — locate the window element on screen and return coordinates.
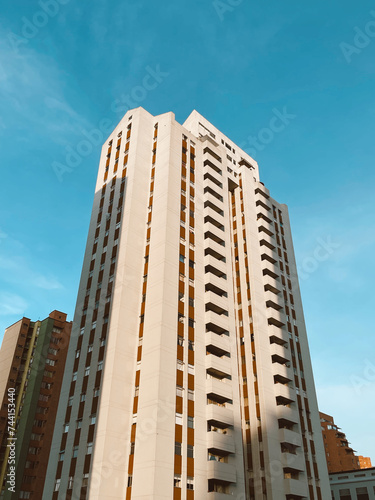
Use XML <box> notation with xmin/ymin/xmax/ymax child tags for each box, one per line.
<box><xmin>188</xmin><ymin>364</ymin><xmax>194</xmax><ymax>375</ymax></box>
<box><xmin>176</xmin><ymin>413</ymin><xmax>183</xmax><ymax>425</ymax></box>
<box><xmin>177</xmin><ymin>336</ymin><xmax>184</xmax><ymax>346</ymax></box>
<box><xmin>174</xmin><ymin>475</ymin><xmax>181</xmax><ymax>488</ymax></box>
<box><xmin>72</xmin><ymin>372</ymin><xmax>78</xmax><ymax>381</ymax></box>
<box><xmin>98</xmin><ymin>361</ymin><xmax>103</xmax><ymax>371</ymax></box>
<box><xmin>177</xmin><ymin>360</ymin><xmax>184</xmax><ymax>371</ymax></box>
<box><xmin>127</xmin><ymin>476</ymin><xmax>132</xmax><ymax>487</ymax></box>
<box><xmin>87</xmin><ymin>442</ymin><xmax>93</xmax><ymax>454</ymax></box>
<box><xmin>59</xmin><ymin>450</ymin><xmax>65</xmax><ymax>461</ymax></box>
<box><xmin>84</xmin><ymin>367</ymin><xmax>90</xmax><ymax>377</ymax></box>
<box><xmin>189</xmin><ymin>259</ymin><xmax>195</xmax><ymax>269</ymax></box>
<box><xmin>94</xmin><ymin>387</ymin><xmax>100</xmax><ymax>397</ymax></box>
<box><xmin>187</xmin><ymin>444</ymin><xmax>194</xmax><ymax>458</ymax></box>
<box><xmin>80</xmin><ymin>393</ymin><xmax>86</xmax><ymax>402</ymax></box>
<box><xmin>188</xmin><ymin>389</ymin><xmax>194</xmax><ymax>400</ymax></box>
<box><xmin>130</xmin><ymin>442</ymin><xmax>135</xmax><ymax>454</ymax></box>
<box><xmin>54</xmin><ymin>479</ymin><xmax>61</xmax><ymax>492</ymax></box>
<box><xmin>63</xmin><ymin>423</ymin><xmax>69</xmax><ymax>433</ymax></box>
<box><xmin>188</xmin><ymin>297</ymin><xmax>194</xmax><ymax>307</ymax></box>
<box><xmin>75</xmin><ymin>350</ymin><xmax>80</xmax><ymax>359</ymax></box>
<box><xmin>188</xmin><ymin>340</ymin><xmax>194</xmax><ymax>351</ymax></box>
<box><xmin>134</xmin><ymin>386</ymin><xmax>139</xmax><ymax>397</ymax></box>
<box><xmin>76</xmin><ymin>419</ymin><xmax>82</xmax><ymax>429</ymax></box>
<box><xmin>88</xmin><ymin>344</ymin><xmax>93</xmax><ymax>352</ymax></box>
<box><xmin>90</xmin><ymin>415</ymin><xmax>96</xmax><ymax>425</ymax></box>
<box><xmin>187</xmin><ymin>477</ymin><xmax>194</xmax><ymax>490</ymax></box>
<box><xmin>188</xmin><ymin>416</ymin><xmax>194</xmax><ymax>428</ymax></box>
<box><xmin>179</xmin><ymin>254</ymin><xmax>185</xmax><ymax>263</ymax></box>
<box><xmin>68</xmin><ymin>477</ymin><xmax>74</xmax><ymax>489</ymax></box>
<box><xmin>68</xmin><ymin>396</ymin><xmax>73</xmax><ymax>407</ymax></box>
<box><xmin>188</xmin><ymin>318</ymin><xmax>194</xmax><ymax>328</ymax></box>
<box><xmin>72</xmin><ymin>446</ymin><xmax>79</xmax><ymax>458</ymax></box>
<box><xmin>82</xmin><ymin>473</ymin><xmax>89</xmax><ymax>487</ymax></box>
<box><xmin>175</xmin><ymin>442</ymin><xmax>182</xmax><ymax>455</ymax></box>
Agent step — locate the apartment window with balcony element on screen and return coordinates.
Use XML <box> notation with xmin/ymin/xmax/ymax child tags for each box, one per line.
<box><xmin>174</xmin><ymin>475</ymin><xmax>181</xmax><ymax>488</ymax></box>
<box><xmin>187</xmin><ymin>477</ymin><xmax>194</xmax><ymax>490</ymax></box>
<box><xmin>177</xmin><ymin>336</ymin><xmax>184</xmax><ymax>346</ymax></box>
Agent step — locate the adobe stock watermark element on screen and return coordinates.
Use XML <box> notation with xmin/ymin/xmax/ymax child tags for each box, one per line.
<box><xmin>52</xmin><ymin>65</ymin><xmax>169</xmax><ymax>182</ymax></box>
<box><xmin>340</xmin><ymin>11</ymin><xmax>375</xmax><ymax>63</ymax></box>
<box><xmin>350</xmin><ymin>359</ymin><xmax>375</xmax><ymax>395</ymax></box>
<box><xmin>297</xmin><ymin>236</ymin><xmax>341</xmax><ymax>282</ymax></box>
<box><xmin>239</xmin><ymin>107</ymin><xmax>296</xmax><ymax>158</ymax></box>
<box><xmin>213</xmin><ymin>0</ymin><xmax>244</xmax><ymax>21</ymax></box>
<box><xmin>7</xmin><ymin>0</ymin><xmax>72</xmax><ymax>54</ymax></box>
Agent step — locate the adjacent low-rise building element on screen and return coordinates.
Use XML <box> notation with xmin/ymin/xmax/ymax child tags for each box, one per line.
<box><xmin>0</xmin><ymin>311</ymin><xmax>72</xmax><ymax>500</ymax></box>
<box><xmin>330</xmin><ymin>467</ymin><xmax>375</xmax><ymax>500</ymax></box>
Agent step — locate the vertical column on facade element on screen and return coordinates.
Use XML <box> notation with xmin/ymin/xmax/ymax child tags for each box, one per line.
<box><xmin>126</xmin><ymin>122</ymin><xmax>158</xmax><ymax>499</ymax></box>
<box><xmin>231</xmin><ymin>180</ymin><xmax>269</xmax><ymax>500</ymax></box>
<box><xmin>202</xmin><ymin>142</ymin><xmax>239</xmax><ymax>496</ymax></box>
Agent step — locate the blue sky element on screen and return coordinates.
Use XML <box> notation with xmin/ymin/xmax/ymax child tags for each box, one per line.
<box><xmin>0</xmin><ymin>0</ymin><xmax>374</xmax><ymax>460</ymax></box>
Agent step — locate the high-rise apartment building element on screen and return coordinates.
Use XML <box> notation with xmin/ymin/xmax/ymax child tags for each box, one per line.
<box><xmin>320</xmin><ymin>412</ymin><xmax>361</xmax><ymax>474</ymax></box>
<box><xmin>44</xmin><ymin>107</ymin><xmax>330</xmax><ymax>499</ymax></box>
<box><xmin>0</xmin><ymin>311</ymin><xmax>71</xmax><ymax>500</ymax></box>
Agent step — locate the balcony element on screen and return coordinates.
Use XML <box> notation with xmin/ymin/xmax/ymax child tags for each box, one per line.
<box><xmin>203</xmin><ymin>158</ymin><xmax>223</xmax><ymax>177</ymax></box>
<box><xmin>204</xmin><ymin>171</ymin><xmax>223</xmax><ymax>190</ymax></box>
<box><xmin>284</xmin><ymin>478</ymin><xmax>308</xmax><ymax>498</ymax></box>
<box><xmin>259</xmin><ymin>231</ymin><xmax>276</xmax><ymax>249</ymax></box>
<box><xmin>275</xmin><ymin>383</ymin><xmax>295</xmax><ymax>405</ymax></box>
<box><xmin>281</xmin><ymin>452</ymin><xmax>305</xmax><ymax>472</ymax></box>
<box><xmin>205</xmin><ymin>291</ymin><xmax>229</xmax><ymax>314</ymax></box>
<box><xmin>269</xmin><ymin>325</ymin><xmax>288</xmax><ymax>346</ymax></box>
<box><xmin>279</xmin><ymin>428</ymin><xmax>302</xmax><ymax>448</ymax></box>
<box><xmin>207</xmin><ymin>431</ymin><xmax>235</xmax><ymax>455</ymax></box>
<box><xmin>207</xmin><ymin>404</ymin><xmax>234</xmax><ymax>428</ymax></box>
<box><xmin>206</xmin><ymin>310</ymin><xmax>230</xmax><ymax>336</ymax></box>
<box><xmin>272</xmin><ymin>363</ymin><xmax>293</xmax><ymax>383</ymax></box>
<box><xmin>265</xmin><ymin>290</ymin><xmax>283</xmax><ymax>310</ymax></box>
<box><xmin>277</xmin><ymin>404</ymin><xmax>299</xmax><ymax>424</ymax></box>
<box><xmin>207</xmin><ymin>460</ymin><xmax>236</xmax><ymax>483</ymax></box>
<box><xmin>255</xmin><ymin>185</ymin><xmax>270</xmax><ymax>200</ymax></box>
<box><xmin>207</xmin><ymin>377</ymin><xmax>233</xmax><ymax>402</ymax></box>
<box><xmin>270</xmin><ymin>342</ymin><xmax>289</xmax><ymax>360</ymax></box>
<box><xmin>257</xmin><ymin>205</ymin><xmax>273</xmax><ymax>222</ymax></box>
<box><xmin>204</xmin><ymin>176</ymin><xmax>224</xmax><ymax>196</ymax></box>
<box><xmin>205</xmin><ymin>255</ymin><xmax>227</xmax><ymax>277</ymax></box>
<box><xmin>261</xmin><ymin>246</ymin><xmax>278</xmax><ymax>265</ymax></box>
<box><xmin>205</xmin><ymin>191</ymin><xmax>224</xmax><ymax>212</ymax></box>
<box><xmin>206</xmin><ymin>354</ymin><xmax>231</xmax><ymax>379</ymax></box>
<box><xmin>207</xmin><ymin>493</ymin><xmax>234</xmax><ymax>500</ymax></box>
<box><xmin>205</xmin><ymin>272</ymin><xmax>228</xmax><ymax>293</ymax></box>
<box><xmin>267</xmin><ymin>308</ymin><xmax>286</xmax><ymax>328</ymax></box>
<box><xmin>206</xmin><ymin>332</ymin><xmax>231</xmax><ymax>357</ymax></box>
<box><xmin>205</xmin><ymin>239</ymin><xmax>226</xmax><ymax>261</ymax></box>
<box><xmin>204</xmin><ymin>223</ymin><xmax>226</xmax><ymax>246</ymax></box>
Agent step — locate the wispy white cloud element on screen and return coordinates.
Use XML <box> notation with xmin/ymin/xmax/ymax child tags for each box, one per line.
<box><xmin>0</xmin><ymin>33</ymin><xmax>93</xmax><ymax>143</ymax></box>
<box><xmin>0</xmin><ymin>292</ymin><xmax>28</xmax><ymax>316</ymax></box>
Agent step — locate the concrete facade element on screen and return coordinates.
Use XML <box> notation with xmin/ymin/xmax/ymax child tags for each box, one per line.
<box><xmin>44</xmin><ymin>108</ymin><xmax>330</xmax><ymax>499</ymax></box>
<box><xmin>330</xmin><ymin>467</ymin><xmax>375</xmax><ymax>499</ymax></box>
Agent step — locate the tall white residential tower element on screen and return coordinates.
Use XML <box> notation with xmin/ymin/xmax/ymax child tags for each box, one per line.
<box><xmin>44</xmin><ymin>107</ymin><xmax>330</xmax><ymax>500</ymax></box>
